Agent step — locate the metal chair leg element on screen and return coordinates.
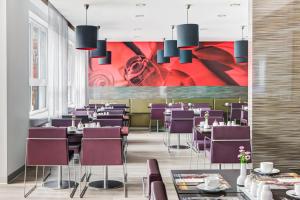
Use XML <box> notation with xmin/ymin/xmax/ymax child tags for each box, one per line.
<box><xmin>24</xmin><ymin>165</ymin><xmax>38</xmax><ymax>198</ymax></box>
<box><xmin>156</xmin><ymin>120</ymin><xmax>159</xmax><ymax>133</ymax></box>
<box><xmin>149</xmin><ymin>120</ymin><xmax>152</xmax><ymax>132</ymax></box>
<box><xmin>123</xmin><ymin>163</ymin><xmax>128</xmax><ymax>198</ymax></box>
<box><xmin>167</xmin><ymin>133</ymin><xmax>171</xmax><ymax>153</ymax></box>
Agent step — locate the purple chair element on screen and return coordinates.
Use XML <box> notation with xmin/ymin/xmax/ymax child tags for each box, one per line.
<box><xmin>192</xmin><ymin>103</ymin><xmax>210</xmax><ymax>109</ymax></box>
<box><xmin>150</xmin><ymin>104</ymin><xmax>167</xmax><ymax>132</ymax></box>
<box><xmin>168</xmin><ymin>110</ymin><xmax>194</xmax><ymax>151</ymax></box>
<box><xmin>97</xmin><ymin>114</ymin><xmax>124</xmax><ymax>119</ymax></box>
<box><xmin>24</xmin><ymin>127</ymin><xmax>77</xmax><ymax>198</ymax></box>
<box><xmin>142</xmin><ymin>159</ymin><xmax>163</xmax><ymax>199</ymax></box>
<box><xmin>79</xmin><ymin>127</ymin><xmax>127</xmax><ymax>197</ymax></box>
<box><xmin>51</xmin><ymin>118</ymin><xmax>82</xmax><ymax>154</ymax></box>
<box><xmin>201</xmin><ymin>110</ymin><xmax>224</xmax><ymax>118</ymax></box>
<box><xmin>230</xmin><ymin>103</ymin><xmax>247</xmax><ymax>122</ymax></box>
<box><xmin>192</xmin><ymin>117</ymin><xmax>224</xmax><ymax>151</ymax></box>
<box><xmin>51</xmin><ymin>118</ymin><xmax>81</xmax><ymax>127</ymax></box>
<box><xmin>150</xmin><ymin>181</ymin><xmax>168</xmax><ymax>200</ymax></box>
<box><xmin>204</xmin><ymin>126</ymin><xmax>251</xmax><ymax>166</ymax></box>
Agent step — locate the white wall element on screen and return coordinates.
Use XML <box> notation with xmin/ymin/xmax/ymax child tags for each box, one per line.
<box><xmin>0</xmin><ymin>0</ymin><xmax>8</xmax><ymax>183</ymax></box>
<box><xmin>6</xmin><ymin>0</ymin><xmax>30</xmax><ymax>176</ymax></box>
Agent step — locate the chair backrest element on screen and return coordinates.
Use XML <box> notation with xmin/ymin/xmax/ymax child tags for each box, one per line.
<box><xmin>150</xmin><ymin>181</ymin><xmax>168</xmax><ymax>200</ymax></box>
<box><xmin>147</xmin><ymin>159</ymin><xmax>162</xmax><ymax>198</ymax></box>
<box><xmin>89</xmin><ymin>104</ymin><xmax>105</xmax><ymax>108</ymax></box>
<box><xmin>97</xmin><ymin>114</ymin><xmax>123</xmax><ymax>119</ymax></box>
<box><xmin>51</xmin><ymin>118</ymin><xmax>81</xmax><ymax>127</ymax></box>
<box><xmin>193</xmin><ymin>103</ymin><xmax>210</xmax><ymax>108</ymax></box>
<box><xmin>209</xmin><ymin>126</ymin><xmax>251</xmax><ymax>163</ymax></box>
<box><xmin>151</xmin><ymin>108</ymin><xmax>165</xmax><ymax>121</ymax></box>
<box><xmin>93</xmin><ymin>119</ymin><xmax>123</xmax><ymax>127</ymax></box>
<box><xmin>81</xmin><ymin>127</ymin><xmax>122</xmax><ymax>165</ymax></box>
<box><xmin>27</xmin><ymin>127</ymin><xmax>69</xmax><ymax>166</ymax></box>
<box><xmin>151</xmin><ymin>104</ymin><xmax>167</xmax><ymax>109</ymax></box>
<box><xmin>201</xmin><ymin>110</ymin><xmax>224</xmax><ymax>118</ymax></box>
<box><xmin>169</xmin><ymin>111</ymin><xmax>194</xmax><ymax>134</ymax></box>
<box><xmin>75</xmin><ymin>115</ymin><xmax>90</xmax><ymax>123</ymax></box>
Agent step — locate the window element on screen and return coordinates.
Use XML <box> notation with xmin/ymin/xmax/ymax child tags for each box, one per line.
<box><xmin>29</xmin><ymin>16</ymin><xmax>48</xmax><ymax>114</ymax></box>
<box><xmin>67</xmin><ymin>40</ymin><xmax>75</xmax><ymax>106</ymax></box>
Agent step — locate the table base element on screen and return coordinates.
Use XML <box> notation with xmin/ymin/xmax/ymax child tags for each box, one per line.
<box><xmin>44</xmin><ymin>180</ymin><xmax>76</xmax><ymax>189</ymax></box>
<box><xmin>89</xmin><ymin>180</ymin><xmax>123</xmax><ymax>189</ymax></box>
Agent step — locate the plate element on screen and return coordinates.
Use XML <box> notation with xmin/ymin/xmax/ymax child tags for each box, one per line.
<box><xmin>196</xmin><ymin>183</ymin><xmax>227</xmax><ymax>193</ymax></box>
<box><xmin>254</xmin><ymin>168</ymin><xmax>280</xmax><ymax>175</ymax></box>
<box><xmin>286</xmin><ymin>190</ymin><xmax>300</xmax><ymax>199</ymax></box>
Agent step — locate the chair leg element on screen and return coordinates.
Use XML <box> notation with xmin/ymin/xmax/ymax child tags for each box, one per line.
<box><xmin>80</xmin><ymin>167</ymin><xmax>88</xmax><ymax>198</ymax></box>
<box><xmin>156</xmin><ymin>120</ymin><xmax>159</xmax><ymax>133</ymax></box>
<box><xmin>167</xmin><ymin>133</ymin><xmax>171</xmax><ymax>153</ymax></box>
<box><xmin>189</xmin><ymin>146</ymin><xmax>193</xmax><ymax>169</ymax></box>
<box><xmin>24</xmin><ymin>165</ymin><xmax>38</xmax><ymax>198</ymax></box>
<box><xmin>123</xmin><ymin>163</ymin><xmax>128</xmax><ymax>198</ymax></box>
<box><xmin>149</xmin><ymin>120</ymin><xmax>152</xmax><ymax>132</ymax></box>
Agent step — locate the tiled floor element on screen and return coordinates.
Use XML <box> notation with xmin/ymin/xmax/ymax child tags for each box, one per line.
<box><xmin>0</xmin><ymin>130</ymin><xmax>245</xmax><ymax>200</ymax></box>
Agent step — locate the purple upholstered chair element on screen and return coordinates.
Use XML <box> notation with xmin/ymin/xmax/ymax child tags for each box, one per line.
<box><xmin>51</xmin><ymin>118</ymin><xmax>82</xmax><ymax>154</ymax></box>
<box><xmin>150</xmin><ymin>181</ymin><xmax>168</xmax><ymax>200</ymax></box>
<box><xmin>192</xmin><ymin>117</ymin><xmax>224</xmax><ymax>151</ymax></box>
<box><xmin>150</xmin><ymin>104</ymin><xmax>167</xmax><ymax>132</ymax></box>
<box><xmin>79</xmin><ymin>127</ymin><xmax>127</xmax><ymax>197</ymax></box>
<box><xmin>51</xmin><ymin>118</ymin><xmax>81</xmax><ymax>127</ymax></box>
<box><xmin>24</xmin><ymin>127</ymin><xmax>76</xmax><ymax>198</ymax></box>
<box><xmin>200</xmin><ymin>110</ymin><xmax>224</xmax><ymax>118</ymax></box>
<box><xmin>142</xmin><ymin>159</ymin><xmax>163</xmax><ymax>199</ymax></box>
<box><xmin>204</xmin><ymin>126</ymin><xmax>251</xmax><ymax>167</ymax></box>
<box><xmin>168</xmin><ymin>110</ymin><xmax>194</xmax><ymax>152</ymax></box>
<box><xmin>230</xmin><ymin>103</ymin><xmax>247</xmax><ymax>122</ymax></box>
<box><xmin>97</xmin><ymin>114</ymin><xmax>124</xmax><ymax>119</ymax></box>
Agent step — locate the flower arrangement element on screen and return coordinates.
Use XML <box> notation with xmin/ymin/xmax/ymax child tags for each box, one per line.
<box><xmin>238</xmin><ymin>146</ymin><xmax>251</xmax><ymax>164</ymax></box>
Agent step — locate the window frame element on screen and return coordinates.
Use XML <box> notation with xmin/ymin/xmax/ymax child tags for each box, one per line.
<box><xmin>29</xmin><ymin>12</ymin><xmax>48</xmax><ymax>116</ymax></box>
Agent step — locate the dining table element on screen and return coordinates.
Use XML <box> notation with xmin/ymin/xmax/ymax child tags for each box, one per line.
<box><xmin>171</xmin><ymin>169</ymin><xmax>300</xmax><ymax>200</ymax></box>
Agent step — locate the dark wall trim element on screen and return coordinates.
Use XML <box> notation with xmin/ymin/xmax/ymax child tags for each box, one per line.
<box><xmin>8</xmin><ymin>165</ymin><xmax>24</xmax><ymax>184</ymax></box>
<box><xmin>40</xmin><ymin>0</ymin><xmax>75</xmax><ymax>31</ymax></box>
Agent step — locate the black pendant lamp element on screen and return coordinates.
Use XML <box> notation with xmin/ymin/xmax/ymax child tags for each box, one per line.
<box><xmin>157</xmin><ymin>49</ymin><xmax>170</xmax><ymax>64</ymax></box>
<box><xmin>76</xmin><ymin>4</ymin><xmax>98</xmax><ymax>50</ymax></box>
<box><xmin>234</xmin><ymin>25</ymin><xmax>248</xmax><ymax>63</ymax></box>
<box><xmin>164</xmin><ymin>25</ymin><xmax>179</xmax><ymax>57</ymax></box>
<box><xmin>177</xmin><ymin>4</ymin><xmax>199</xmax><ymax>49</ymax></box>
<box><xmin>90</xmin><ymin>27</ymin><xmax>107</xmax><ymax>58</ymax></box>
<box><xmin>98</xmin><ymin>51</ymin><xmax>112</xmax><ymax>65</ymax></box>
<box><xmin>179</xmin><ymin>50</ymin><xmax>192</xmax><ymax>64</ymax></box>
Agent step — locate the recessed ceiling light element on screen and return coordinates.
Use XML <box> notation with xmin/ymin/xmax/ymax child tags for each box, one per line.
<box><xmin>217</xmin><ymin>14</ymin><xmax>227</xmax><ymax>18</ymax></box>
<box><xmin>135</xmin><ymin>14</ymin><xmax>144</xmax><ymax>18</ymax></box>
<box><xmin>136</xmin><ymin>3</ymin><xmax>146</xmax><ymax>7</ymax></box>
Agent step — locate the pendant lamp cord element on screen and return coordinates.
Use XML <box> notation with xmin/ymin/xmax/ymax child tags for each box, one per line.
<box><xmin>171</xmin><ymin>25</ymin><xmax>174</xmax><ymax>40</ymax></box>
<box><xmin>241</xmin><ymin>25</ymin><xmax>245</xmax><ymax>40</ymax></box>
<box><xmin>186</xmin><ymin>4</ymin><xmax>191</xmax><ymax>24</ymax></box>
<box><xmin>84</xmin><ymin>4</ymin><xmax>89</xmax><ymax>25</ymax></box>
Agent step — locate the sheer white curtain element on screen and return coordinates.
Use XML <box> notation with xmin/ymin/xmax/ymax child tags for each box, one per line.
<box><xmin>68</xmin><ymin>29</ymin><xmax>87</xmax><ymax>108</ymax></box>
<box><xmin>47</xmin><ymin>3</ymin><xmax>68</xmax><ymax>117</ymax></box>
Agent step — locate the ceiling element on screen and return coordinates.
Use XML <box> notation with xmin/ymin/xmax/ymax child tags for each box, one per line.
<box><xmin>49</xmin><ymin>0</ymin><xmax>249</xmax><ymax>41</ymax></box>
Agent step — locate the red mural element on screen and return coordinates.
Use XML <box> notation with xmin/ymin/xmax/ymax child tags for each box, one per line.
<box><xmin>89</xmin><ymin>42</ymin><xmax>248</xmax><ymax>87</ymax></box>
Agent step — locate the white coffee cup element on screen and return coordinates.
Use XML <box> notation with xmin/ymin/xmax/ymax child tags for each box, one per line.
<box><xmin>204</xmin><ymin>177</ymin><xmax>220</xmax><ymax>189</ymax></box>
<box><xmin>219</xmin><ymin>122</ymin><xmax>225</xmax><ymax>126</ymax></box>
<box><xmin>260</xmin><ymin>162</ymin><xmax>274</xmax><ymax>174</ymax></box>
<box><xmin>295</xmin><ymin>183</ymin><xmax>300</xmax><ymax>196</ymax></box>
<box><xmin>232</xmin><ymin>121</ymin><xmax>236</xmax><ymax>125</ymax></box>
<box><xmin>227</xmin><ymin>121</ymin><xmax>232</xmax><ymax>126</ymax></box>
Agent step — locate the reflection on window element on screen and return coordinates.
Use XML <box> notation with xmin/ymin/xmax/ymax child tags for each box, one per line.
<box><xmin>29</xmin><ymin>17</ymin><xmax>48</xmax><ymax>113</ymax></box>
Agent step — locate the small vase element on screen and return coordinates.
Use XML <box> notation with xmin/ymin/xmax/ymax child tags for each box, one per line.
<box><xmin>237</xmin><ymin>163</ymin><xmax>247</xmax><ymax>186</ymax></box>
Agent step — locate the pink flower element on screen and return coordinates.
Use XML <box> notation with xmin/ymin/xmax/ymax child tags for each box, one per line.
<box><xmin>239</xmin><ymin>146</ymin><xmax>245</xmax><ymax>150</ymax></box>
<box><xmin>239</xmin><ymin>149</ymin><xmax>245</xmax><ymax>153</ymax></box>
<box><xmin>245</xmin><ymin>151</ymin><xmax>251</xmax><ymax>155</ymax></box>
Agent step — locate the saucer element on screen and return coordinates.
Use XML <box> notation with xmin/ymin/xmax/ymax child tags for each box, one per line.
<box><xmin>286</xmin><ymin>190</ymin><xmax>300</xmax><ymax>199</ymax></box>
<box><xmin>196</xmin><ymin>183</ymin><xmax>226</xmax><ymax>193</ymax></box>
<box><xmin>254</xmin><ymin>168</ymin><xmax>280</xmax><ymax>175</ymax></box>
